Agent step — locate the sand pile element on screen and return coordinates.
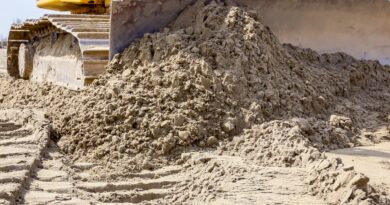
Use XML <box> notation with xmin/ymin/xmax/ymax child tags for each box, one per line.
<box><xmin>70</xmin><ymin>0</ymin><xmax>389</xmax><ymax>163</ymax></box>
<box><xmin>1</xmin><ymin>1</ymin><xmax>387</xmax><ymax>164</ymax></box>
<box><xmin>0</xmin><ymin>1</ymin><xmax>390</xmax><ymax>204</ymax></box>
<box><xmin>224</xmin><ymin>120</ymin><xmax>389</xmax><ymax>204</ymax></box>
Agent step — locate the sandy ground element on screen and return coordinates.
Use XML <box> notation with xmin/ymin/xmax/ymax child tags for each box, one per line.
<box><xmin>327</xmin><ymin>142</ymin><xmax>390</xmax><ymax>194</ymax></box>
<box><xmin>185</xmin><ymin>153</ymin><xmax>327</xmax><ymax>205</ymax></box>
<box><xmin>0</xmin><ymin>49</ymin><xmax>6</xmax><ymax>72</ymax></box>
<box><xmin>0</xmin><ymin>108</ymin><xmax>386</xmax><ymax>204</ymax></box>
<box><xmin>1</xmin><ymin>2</ymin><xmax>390</xmax><ymax>204</ymax></box>
<box><xmin>0</xmin><ymin>109</ymin><xmax>326</xmax><ymax>204</ymax></box>
<box><xmin>0</xmin><ymin>109</ymin><xmax>51</xmax><ymax>205</ymax></box>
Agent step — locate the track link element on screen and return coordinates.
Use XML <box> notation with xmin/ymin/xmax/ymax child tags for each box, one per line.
<box><xmin>7</xmin><ymin>14</ymin><xmax>110</xmax><ymax>89</ymax></box>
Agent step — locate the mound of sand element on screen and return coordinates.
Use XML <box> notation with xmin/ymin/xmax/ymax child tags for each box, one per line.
<box><xmin>1</xmin><ymin>1</ymin><xmax>390</xmax><ymax>204</ymax></box>
<box><xmin>63</xmin><ymin>0</ymin><xmax>390</xmax><ymax>164</ymax></box>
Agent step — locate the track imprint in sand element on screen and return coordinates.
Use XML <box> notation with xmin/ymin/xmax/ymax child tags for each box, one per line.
<box><xmin>22</xmin><ymin>142</ymin><xmax>183</xmax><ymax>204</ymax></box>
<box><xmin>0</xmin><ymin>109</ymin><xmax>327</xmax><ymax>205</ymax></box>
<box><xmin>0</xmin><ymin>109</ymin><xmax>184</xmax><ymax>204</ymax></box>
<box><xmin>0</xmin><ymin>109</ymin><xmax>50</xmax><ymax>205</ymax></box>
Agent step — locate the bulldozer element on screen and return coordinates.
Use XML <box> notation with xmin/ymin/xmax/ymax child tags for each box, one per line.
<box><xmin>7</xmin><ymin>0</ymin><xmax>390</xmax><ymax>89</ymax></box>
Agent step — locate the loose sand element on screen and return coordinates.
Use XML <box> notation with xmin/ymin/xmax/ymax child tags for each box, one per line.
<box><xmin>1</xmin><ymin>1</ymin><xmax>390</xmax><ymax>204</ymax></box>
<box><xmin>327</xmin><ymin>142</ymin><xmax>390</xmax><ymax>194</ymax></box>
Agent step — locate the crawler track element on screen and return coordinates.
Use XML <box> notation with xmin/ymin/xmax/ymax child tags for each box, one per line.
<box><xmin>7</xmin><ymin>14</ymin><xmax>110</xmax><ymax>89</ymax></box>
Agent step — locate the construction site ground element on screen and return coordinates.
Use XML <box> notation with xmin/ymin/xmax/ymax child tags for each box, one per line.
<box><xmin>327</xmin><ymin>142</ymin><xmax>390</xmax><ymax>194</ymax></box>
<box><xmin>1</xmin><ymin>1</ymin><xmax>390</xmax><ymax>204</ymax></box>
<box><xmin>0</xmin><ymin>111</ymin><xmax>327</xmax><ymax>204</ymax></box>
<box><xmin>1</xmin><ymin>107</ymin><xmax>390</xmax><ymax>204</ymax></box>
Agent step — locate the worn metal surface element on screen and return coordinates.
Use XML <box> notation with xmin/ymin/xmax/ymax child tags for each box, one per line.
<box><xmin>7</xmin><ymin>0</ymin><xmax>197</xmax><ymax>88</ymax></box>
<box><xmin>7</xmin><ymin>14</ymin><xmax>110</xmax><ymax>89</ymax></box>
<box><xmin>109</xmin><ymin>0</ymin><xmax>196</xmax><ymax>59</ymax></box>
<box><xmin>110</xmin><ymin>0</ymin><xmax>390</xmax><ymax>64</ymax></box>
<box><xmin>237</xmin><ymin>0</ymin><xmax>390</xmax><ymax>64</ymax></box>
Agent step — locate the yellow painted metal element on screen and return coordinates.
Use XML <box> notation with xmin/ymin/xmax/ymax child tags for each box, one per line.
<box><xmin>61</xmin><ymin>0</ymin><xmax>97</xmax><ymax>4</ymax></box>
<box><xmin>36</xmin><ymin>0</ymin><xmax>110</xmax><ymax>12</ymax></box>
<box><xmin>37</xmin><ymin>0</ymin><xmax>71</xmax><ymax>11</ymax></box>
<box><xmin>105</xmin><ymin>0</ymin><xmax>111</xmax><ymax>7</ymax></box>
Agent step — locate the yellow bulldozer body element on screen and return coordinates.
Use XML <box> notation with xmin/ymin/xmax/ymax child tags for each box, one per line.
<box><xmin>37</xmin><ymin>0</ymin><xmax>111</xmax><ymax>13</ymax></box>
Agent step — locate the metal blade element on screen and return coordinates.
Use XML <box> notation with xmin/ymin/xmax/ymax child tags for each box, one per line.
<box><xmin>237</xmin><ymin>0</ymin><xmax>390</xmax><ymax>64</ymax></box>
<box><xmin>109</xmin><ymin>0</ymin><xmax>196</xmax><ymax>60</ymax></box>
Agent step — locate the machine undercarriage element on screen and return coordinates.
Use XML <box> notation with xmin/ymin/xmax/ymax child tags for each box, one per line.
<box><xmin>7</xmin><ymin>0</ymin><xmax>390</xmax><ymax>89</ymax></box>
